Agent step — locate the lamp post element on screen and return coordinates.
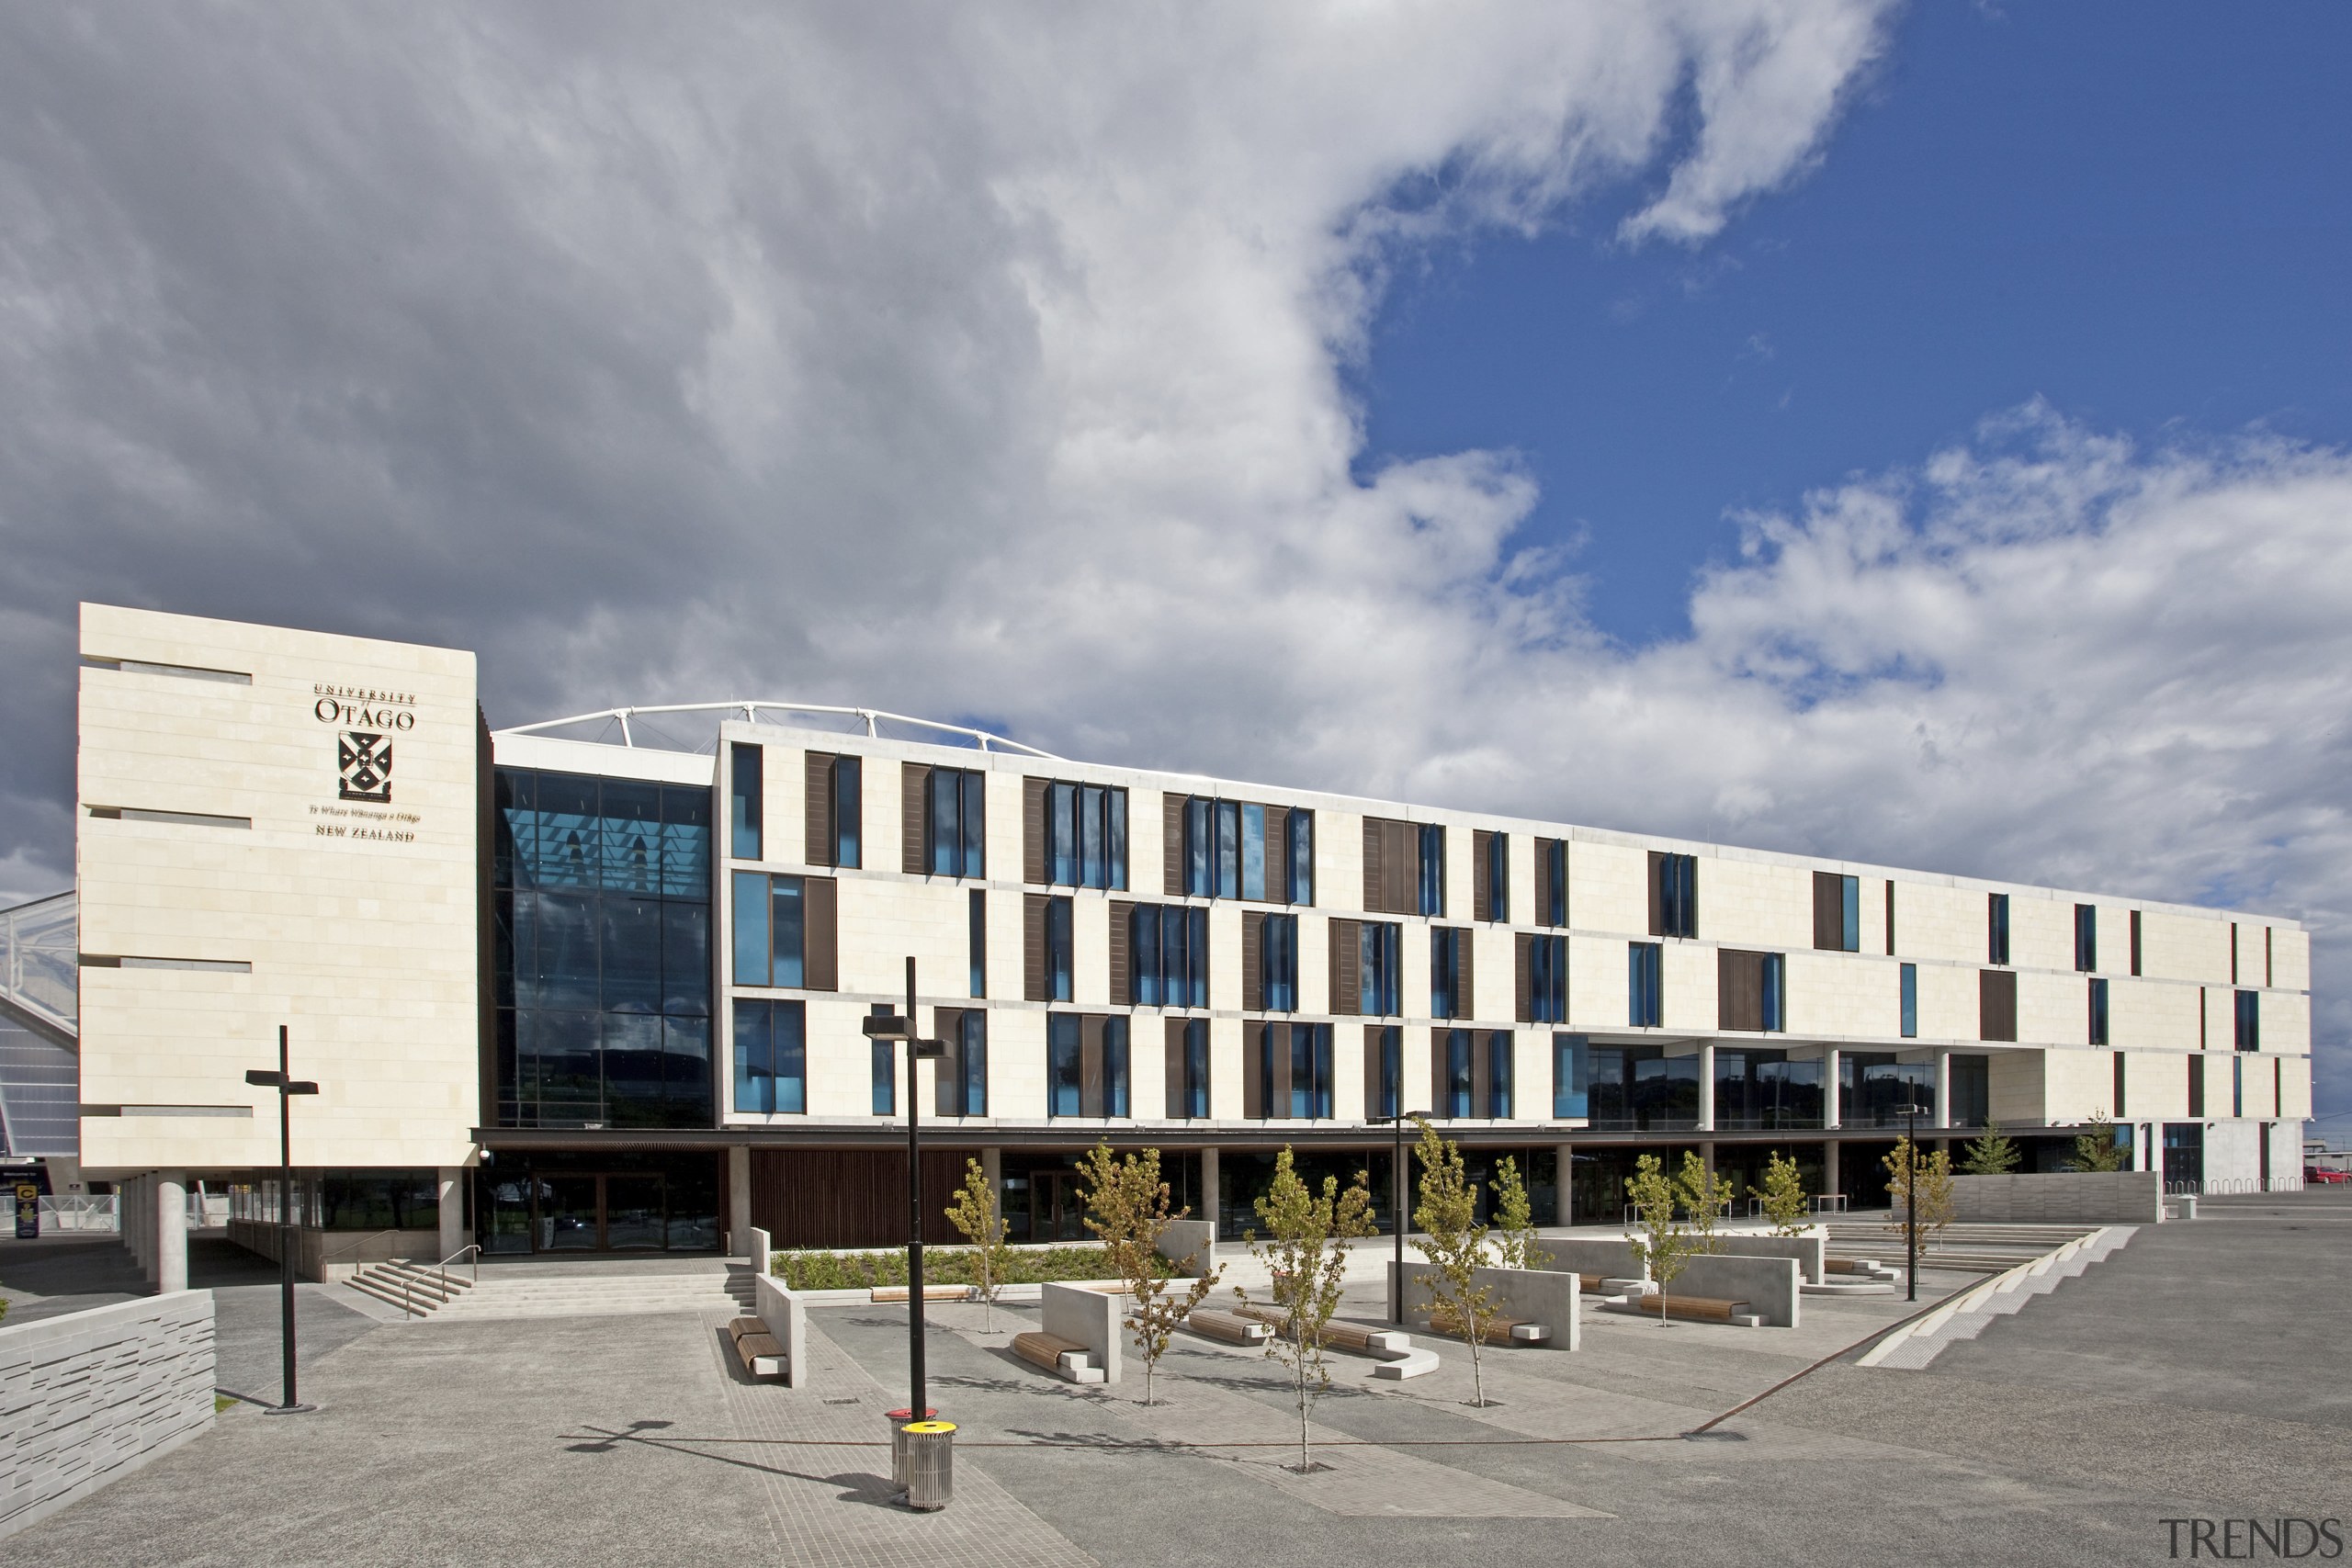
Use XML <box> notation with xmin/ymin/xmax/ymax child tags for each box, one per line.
<box><xmin>1378</xmin><ymin>1108</ymin><xmax>1423</xmax><ymax>1325</ymax></box>
<box><xmin>245</xmin><ymin>1025</ymin><xmax>319</xmax><ymax>1414</ymax></box>
<box><xmin>1894</xmin><ymin>1100</ymin><xmax>1927</xmax><ymax>1303</ymax></box>
<box><xmin>863</xmin><ymin>959</ymin><xmax>946</xmax><ymax>1433</ymax></box>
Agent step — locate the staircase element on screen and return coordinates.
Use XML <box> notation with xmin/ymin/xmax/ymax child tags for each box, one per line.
<box><xmin>1824</xmin><ymin>1221</ymin><xmax>2102</xmax><ymax>1272</ymax></box>
<box><xmin>348</xmin><ymin>1258</ymin><xmax>756</xmax><ymax>1320</ymax></box>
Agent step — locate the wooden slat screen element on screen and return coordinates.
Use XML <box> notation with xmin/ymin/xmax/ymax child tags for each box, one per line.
<box><xmin>1163</xmin><ymin>795</ymin><xmax>1185</xmax><ymax>898</ymax></box>
<box><xmin>1472</xmin><ymin>830</ymin><xmax>1493</xmax><ymax>921</ymax></box>
<box><xmin>804</xmin><ymin>876</ymin><xmax>838</xmax><ymax>991</ymax></box>
<box><xmin>1980</xmin><ymin>969</ymin><xmax>2018</xmax><ymax>1043</ymax></box>
<box><xmin>1430</xmin><ymin>1028</ymin><xmax>1449</xmax><ymax>1118</ymax></box>
<box><xmin>1813</xmin><ymin>872</ymin><xmax>1844</xmax><ymax>951</ymax></box>
<box><xmin>1241</xmin><ymin>910</ymin><xmax>1265</xmax><ymax>1012</ymax></box>
<box><xmin>1385</xmin><ymin>821</ymin><xmax>1417</xmax><ymax>914</ymax></box>
<box><xmin>1023</xmin><ymin>894</ymin><xmax>1049</xmax><ymax>1003</ymax></box>
<box><xmin>901</xmin><ymin>762</ymin><xmax>931</xmax><ymax>874</ymax></box>
<box><xmin>1080</xmin><ymin>1016</ymin><xmax>1105</xmax><ymax>1118</ymax></box>
<box><xmin>1270</xmin><ymin>1023</ymin><xmax>1292</xmax><ymax>1117</ymax></box>
<box><xmin>1165</xmin><ymin>1017</ymin><xmax>1189</xmax><ymax>1117</ymax></box>
<box><xmin>1242</xmin><ymin>1025</ymin><xmax>1263</xmax><ymax>1119</ymax></box>
<box><xmin>1514</xmin><ymin>932</ymin><xmax>1533</xmax><ymax>1023</ymax></box>
<box><xmin>1023</xmin><ymin>777</ymin><xmax>1050</xmax><ymax>886</ymax></box>
<box><xmin>1717</xmin><ymin>948</ymin><xmax>1763</xmax><ymax>1032</ymax></box>
<box><xmin>1646</xmin><ymin>851</ymin><xmax>1666</xmax><ymax>936</ymax></box>
<box><xmin>1109</xmin><ymin>899</ymin><xmax>1135</xmax><ymax>1006</ymax></box>
<box><xmin>1885</xmin><ymin>880</ymin><xmax>1897</xmax><ymax>955</ymax></box>
<box><xmin>1329</xmin><ymin>918</ymin><xmax>1361</xmax><ymax>1017</ymax></box>
<box><xmin>805</xmin><ymin>752</ymin><xmax>835</xmax><ymax>866</ymax></box>
<box><xmin>1362</xmin><ymin>818</ymin><xmax>1384</xmax><ymax>912</ymax></box>
<box><xmin>1457</xmin><ymin>928</ymin><xmax>1476</xmax><ymax>1020</ymax></box>
<box><xmin>1532</xmin><ymin>839</ymin><xmax>1553</xmax><ymax>929</ymax></box>
<box><xmin>749</xmin><ymin>1148</ymin><xmax>966</xmax><ymax>1249</ymax></box>
<box><xmin>1267</xmin><ymin>809</ymin><xmax>1288</xmax><ymax>902</ymax></box>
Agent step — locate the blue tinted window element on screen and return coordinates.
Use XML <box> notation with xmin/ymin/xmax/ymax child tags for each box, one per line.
<box><xmin>1051</xmin><ymin>783</ymin><xmax>1079</xmax><ymax>884</ymax></box>
<box><xmin>968</xmin><ymin>889</ymin><xmax>987</xmax><ymax>998</ymax></box>
<box><xmin>1048</xmin><ymin>1014</ymin><xmax>1082</xmax><ymax>1116</ymax></box>
<box><xmin>732</xmin><ymin>999</ymin><xmax>804</xmax><ymax>1115</ymax></box>
<box><xmin>1185</xmin><ymin>797</ymin><xmax>1211</xmax><ymax>897</ymax></box>
<box><xmin>1989</xmin><ymin>894</ymin><xmax>2011</xmax><ymax>964</ymax></box>
<box><xmin>1081</xmin><ymin>785</ymin><xmax>1106</xmax><ymax>888</ymax></box>
<box><xmin>599</xmin><ymin>781</ymin><xmax>661</xmax><ymax>895</ymax></box>
<box><xmin>1629</xmin><ymin>942</ymin><xmax>1663</xmax><ymax>1027</ymax></box>
<box><xmin>1419</xmin><ymin>825</ymin><xmax>1446</xmax><ymax>916</ymax></box>
<box><xmin>1241</xmin><ymin>804</ymin><xmax>1266</xmax><ymax>901</ymax></box>
<box><xmin>1362</xmin><ymin>922</ymin><xmax>1401</xmax><ymax>1017</ymax></box>
<box><xmin>2075</xmin><ymin>904</ymin><xmax>2098</xmax><ymax>973</ymax></box>
<box><xmin>536</xmin><ymin>773</ymin><xmax>600</xmax><ymax>889</ymax></box>
<box><xmin>2235</xmin><ymin>989</ymin><xmax>2259</xmax><ymax>1050</ymax></box>
<box><xmin>1762</xmin><ymin>953</ymin><xmax>1785</xmax><ymax>1032</ymax></box>
<box><xmin>1182</xmin><ymin>1019</ymin><xmax>1209</xmax><ymax>1117</ymax></box>
<box><xmin>1216</xmin><ymin>801</ymin><xmax>1240</xmax><ymax>898</ymax></box>
<box><xmin>1372</xmin><ymin>1025</ymin><xmax>1400</xmax><ymax>1120</ymax></box>
<box><xmin>1046</xmin><ymin>897</ymin><xmax>1073</xmax><ymax>1003</ymax></box>
<box><xmin>1544</xmin><ymin>840</ymin><xmax>1566</xmax><ymax>926</ymax></box>
<box><xmin>1264</xmin><ymin>914</ymin><xmax>1296</xmax><ymax>1012</ymax></box>
<box><xmin>660</xmin><ymin>784</ymin><xmax>711</xmax><ymax>897</ymax></box>
<box><xmin>1487</xmin><ymin>834</ymin><xmax>1510</xmax><ymax>921</ymax></box>
<box><xmin>729</xmin><ymin>745</ymin><xmax>762</xmax><ymax>861</ymax></box>
<box><xmin>1133</xmin><ymin>906</ymin><xmax>1161</xmax><ymax>1006</ymax></box>
<box><xmin>871</xmin><ymin>1003</ymin><xmax>896</xmax><ymax>1115</ymax></box>
<box><xmin>1287</xmin><ymin>809</ymin><xmax>1313</xmax><ymax>905</ymax></box>
<box><xmin>1430</xmin><ymin>927</ymin><xmax>1461</xmax><ymax>1020</ymax></box>
<box><xmin>770</xmin><ymin>876</ymin><xmax>804</xmax><ymax>988</ymax></box>
<box><xmin>1487</xmin><ymin>1031</ymin><xmax>1512</xmax><ymax>1118</ymax></box>
<box><xmin>959</xmin><ymin>1010</ymin><xmax>988</xmax><ymax>1116</ymax></box>
<box><xmin>733</xmin><ymin>998</ymin><xmax>770</xmax><ymax>1113</ymax></box>
<box><xmin>600</xmin><ymin>897</ymin><xmax>661</xmax><ymax>1012</ymax></box>
<box><xmin>1841</xmin><ymin>875</ymin><xmax>1860</xmax><ymax>952</ymax></box>
<box><xmin>1552</xmin><ymin>1033</ymin><xmax>1589</xmax><ymax>1119</ymax></box>
<box><xmin>1531</xmin><ymin>935</ymin><xmax>1566</xmax><ymax>1023</ymax></box>
<box><xmin>1104</xmin><ymin>1016</ymin><xmax>1130</xmax><ymax>1117</ymax></box>
<box><xmin>1445</xmin><ymin>1029</ymin><xmax>1473</xmax><ymax>1118</ymax></box>
<box><xmin>833</xmin><ymin>755</ymin><xmax>861</xmax><ymax>869</ymax></box>
<box><xmin>1899</xmin><ymin>963</ymin><xmax>1917</xmax><ymax>1039</ymax></box>
<box><xmin>931</xmin><ymin>769</ymin><xmax>960</xmax><ymax>876</ymax></box>
<box><xmin>2089</xmin><ymin>976</ymin><xmax>2109</xmax><ymax>1045</ymax></box>
<box><xmin>1107</xmin><ymin>790</ymin><xmax>1126</xmax><ymax>890</ymax></box>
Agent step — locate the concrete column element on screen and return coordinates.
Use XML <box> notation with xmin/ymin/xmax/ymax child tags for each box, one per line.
<box><xmin>1825</xmin><ymin>1141</ymin><xmax>1840</xmax><ymax>1205</ymax></box>
<box><xmin>155</xmin><ymin>1171</ymin><xmax>187</xmax><ymax>1294</ymax></box>
<box><xmin>1555</xmin><ymin>1141</ymin><xmax>1576</xmax><ymax>1226</ymax></box>
<box><xmin>1696</xmin><ymin>1042</ymin><xmax>1716</xmax><ymax>1133</ymax></box>
<box><xmin>437</xmin><ymin>1166</ymin><xmax>467</xmax><ymax>1264</ymax></box>
<box><xmin>1823</xmin><ymin>1047</ymin><xmax>1842</xmax><ymax>1129</ymax></box>
<box><xmin>725</xmin><ymin>1146</ymin><xmax>752</xmax><ymax>1256</ymax></box>
<box><xmin>127</xmin><ymin>1175</ymin><xmax>147</xmax><ymax>1276</ymax></box>
<box><xmin>1199</xmin><ymin>1146</ymin><xmax>1221</xmax><ymax>1239</ymax></box>
<box><xmin>980</xmin><ymin>1146</ymin><xmax>1003</xmax><ymax>1201</ymax></box>
<box><xmin>1934</xmin><ymin>1048</ymin><xmax>1953</xmax><ymax>1130</ymax></box>
<box><xmin>1698</xmin><ymin>1141</ymin><xmax>1716</xmax><ymax>1178</ymax></box>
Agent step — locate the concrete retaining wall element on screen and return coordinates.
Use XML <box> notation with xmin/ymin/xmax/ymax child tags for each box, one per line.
<box><xmin>1388</xmin><ymin>1262</ymin><xmax>1581</xmax><ymax>1350</ymax></box>
<box><xmin>1542</xmin><ymin>1237</ymin><xmax>1645</xmax><ymax>1280</ymax></box>
<box><xmin>752</xmin><ymin>1274</ymin><xmax>809</xmax><ymax>1389</ymax></box>
<box><xmin>1710</xmin><ymin>1231</ymin><xmax>1827</xmax><ymax>1284</ymax></box>
<box><xmin>1154</xmin><ymin>1220</ymin><xmax>1216</xmax><ymax>1274</ymax></box>
<box><xmin>1041</xmin><ymin>1282</ymin><xmax>1122</xmax><ymax>1383</ymax></box>
<box><xmin>1668</xmin><ymin>1254</ymin><xmax>1802</xmax><ymax>1327</ymax></box>
<box><xmin>0</xmin><ymin>1292</ymin><xmax>216</xmax><ymax>1540</ymax></box>
<box><xmin>1916</xmin><ymin>1171</ymin><xmax>2163</xmax><ymax>1224</ymax></box>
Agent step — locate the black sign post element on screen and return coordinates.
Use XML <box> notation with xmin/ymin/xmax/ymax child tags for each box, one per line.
<box><xmin>246</xmin><ymin>1025</ymin><xmax>320</xmax><ymax>1414</ymax></box>
<box><xmin>13</xmin><ymin>1182</ymin><xmax>37</xmax><ymax>1240</ymax></box>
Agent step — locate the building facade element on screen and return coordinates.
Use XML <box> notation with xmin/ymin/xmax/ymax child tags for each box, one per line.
<box><xmin>51</xmin><ymin>605</ymin><xmax>2315</xmax><ymax>1280</ymax></box>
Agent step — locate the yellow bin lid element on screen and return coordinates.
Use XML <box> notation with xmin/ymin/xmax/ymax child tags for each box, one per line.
<box><xmin>901</xmin><ymin>1420</ymin><xmax>957</xmax><ymax>1435</ymax></box>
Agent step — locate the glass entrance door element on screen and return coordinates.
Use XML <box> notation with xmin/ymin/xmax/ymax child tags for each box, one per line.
<box><xmin>604</xmin><ymin>1175</ymin><xmax>666</xmax><ymax>1250</ymax></box>
<box><xmin>1034</xmin><ymin>1171</ymin><xmax>1089</xmax><ymax>1241</ymax></box>
<box><xmin>541</xmin><ymin>1176</ymin><xmax>600</xmax><ymax>1250</ymax></box>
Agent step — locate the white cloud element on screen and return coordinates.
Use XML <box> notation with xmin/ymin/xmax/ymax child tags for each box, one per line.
<box><xmin>0</xmin><ymin>4</ymin><xmax>2340</xmax><ymax>1111</ymax></box>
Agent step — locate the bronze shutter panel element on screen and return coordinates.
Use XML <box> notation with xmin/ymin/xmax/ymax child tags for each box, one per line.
<box><xmin>1362</xmin><ymin>818</ymin><xmax>1384</xmax><ymax>911</ymax></box>
<box><xmin>1242</xmin><ymin>1026</ymin><xmax>1263</xmax><ymax>1119</ymax></box>
<box><xmin>1023</xmin><ymin>777</ymin><xmax>1049</xmax><ymax>886</ymax></box>
<box><xmin>933</xmin><ymin>1008</ymin><xmax>962</xmax><ymax>1116</ymax></box>
<box><xmin>1514</xmin><ymin>933</ymin><xmax>1532</xmax><ymax>1024</ymax></box>
<box><xmin>1109</xmin><ymin>899</ymin><xmax>1135</xmax><ymax>1006</ymax></box>
<box><xmin>1362</xmin><ymin>1025</ymin><xmax>1382</xmax><ymax>1118</ymax></box>
<box><xmin>1080</xmin><ymin>1016</ymin><xmax>1104</xmax><ymax>1118</ymax></box>
<box><xmin>1163</xmin><ymin>794</ymin><xmax>1184</xmax><ymax>897</ymax></box>
<box><xmin>1714</xmin><ymin>949</ymin><xmax>1744</xmax><ymax>1031</ymax></box>
<box><xmin>1241</xmin><ymin>910</ymin><xmax>1265</xmax><ymax>1012</ymax></box>
<box><xmin>1329</xmin><ymin>918</ymin><xmax>1360</xmax><ymax>1017</ymax></box>
<box><xmin>1385</xmin><ymin>820</ymin><xmax>1417</xmax><ymax>915</ymax></box>
<box><xmin>804</xmin><ymin>876</ymin><xmax>839</xmax><ymax>992</ymax></box>
<box><xmin>1023</xmin><ymin>893</ymin><xmax>1049</xmax><ymax>1003</ymax></box>
<box><xmin>901</xmin><ymin>762</ymin><xmax>931</xmax><ymax>874</ymax></box>
<box><xmin>1270</xmin><ymin>1023</ymin><xmax>1292</xmax><ymax>1116</ymax></box>
<box><xmin>1457</xmin><ymin>928</ymin><xmax>1476</xmax><ymax>1021</ymax></box>
<box><xmin>1532</xmin><ymin>840</ymin><xmax>1552</xmax><ymax>930</ymax></box>
<box><xmin>1473</xmin><ymin>1032</ymin><xmax>1490</xmax><ymax>1119</ymax></box>
<box><xmin>1646</xmin><ymin>851</ymin><xmax>1666</xmax><ymax>937</ymax></box>
<box><xmin>1472</xmin><ymin>830</ymin><xmax>1492</xmax><ymax>921</ymax></box>
<box><xmin>1885</xmin><ymin>880</ymin><xmax>1897</xmax><ymax>955</ymax></box>
<box><xmin>1980</xmin><ymin>969</ymin><xmax>2018</xmax><ymax>1042</ymax></box>
<box><xmin>1812</xmin><ymin>872</ymin><xmax>1841</xmax><ymax>950</ymax></box>
<box><xmin>1165</xmin><ymin>1017</ymin><xmax>1188</xmax><ymax>1117</ymax></box>
<box><xmin>805</xmin><ymin>752</ymin><xmax>835</xmax><ymax>866</ymax></box>
<box><xmin>1265</xmin><ymin>807</ymin><xmax>1287</xmax><ymax>902</ymax></box>
<box><xmin>1430</xmin><ymin>1028</ymin><xmax>1448</xmax><ymax>1117</ymax></box>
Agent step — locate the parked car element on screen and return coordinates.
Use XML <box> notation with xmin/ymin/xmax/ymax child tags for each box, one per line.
<box><xmin>2303</xmin><ymin>1166</ymin><xmax>2350</xmax><ymax>1185</ymax></box>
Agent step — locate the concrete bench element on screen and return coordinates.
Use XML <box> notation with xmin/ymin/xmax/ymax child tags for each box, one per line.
<box><xmin>1232</xmin><ymin>1305</ymin><xmax>1437</xmax><ymax>1379</ymax></box>
<box><xmin>1185</xmin><ymin>1308</ymin><xmax>1273</xmax><ymax>1345</ymax></box>
<box><xmin>727</xmin><ymin>1315</ymin><xmax>788</xmax><ymax>1378</ymax></box>
<box><xmin>1426</xmin><ymin>1307</ymin><xmax>1551</xmax><ymax>1345</ymax></box>
<box><xmin>1013</xmin><ymin>1329</ymin><xmax>1106</xmax><ymax>1384</ymax></box>
<box><xmin>1601</xmin><ymin>1294</ymin><xmax>1762</xmax><ymax>1328</ymax></box>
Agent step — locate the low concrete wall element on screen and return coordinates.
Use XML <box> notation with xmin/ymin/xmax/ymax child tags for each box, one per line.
<box><xmin>0</xmin><ymin>1292</ymin><xmax>216</xmax><ymax>1540</ymax></box>
<box><xmin>1041</xmin><ymin>1282</ymin><xmax>1122</xmax><ymax>1383</ymax></box>
<box><xmin>1542</xmin><ymin>1236</ymin><xmax>1645</xmax><ymax>1280</ymax></box>
<box><xmin>1711</xmin><ymin>1231</ymin><xmax>1826</xmax><ymax>1284</ymax></box>
<box><xmin>1154</xmin><ymin>1220</ymin><xmax>1216</xmax><ymax>1274</ymax></box>
<box><xmin>1668</xmin><ymin>1254</ymin><xmax>1802</xmax><ymax>1327</ymax></box>
<box><xmin>752</xmin><ymin>1274</ymin><xmax>809</xmax><ymax>1389</ymax></box>
<box><xmin>1388</xmin><ymin>1262</ymin><xmax>1581</xmax><ymax>1350</ymax></box>
<box><xmin>1913</xmin><ymin>1171</ymin><xmax>2163</xmax><ymax>1224</ymax></box>
<box><xmin>748</xmin><ymin>1226</ymin><xmax>773</xmax><ymax>1275</ymax></box>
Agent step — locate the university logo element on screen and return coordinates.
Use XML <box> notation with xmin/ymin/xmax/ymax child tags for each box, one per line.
<box><xmin>338</xmin><ymin>731</ymin><xmax>393</xmax><ymax>803</ymax></box>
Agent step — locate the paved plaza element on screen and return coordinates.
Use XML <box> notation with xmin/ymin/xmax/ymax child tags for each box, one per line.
<box><xmin>2</xmin><ymin>1192</ymin><xmax>2346</xmax><ymax>1567</ymax></box>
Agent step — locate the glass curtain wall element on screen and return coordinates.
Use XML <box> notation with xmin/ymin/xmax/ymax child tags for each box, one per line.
<box><xmin>493</xmin><ymin>768</ymin><xmax>714</xmax><ymax>1128</ymax></box>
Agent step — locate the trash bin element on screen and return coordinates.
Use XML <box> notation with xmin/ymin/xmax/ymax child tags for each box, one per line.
<box><xmin>885</xmin><ymin>1406</ymin><xmax>937</xmax><ymax>1485</ymax></box>
<box><xmin>900</xmin><ymin>1420</ymin><xmax>955</xmax><ymax>1511</ymax></box>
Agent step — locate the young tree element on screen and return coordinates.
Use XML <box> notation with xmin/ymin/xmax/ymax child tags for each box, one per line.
<box><xmin>1413</xmin><ymin>1120</ymin><xmax>1501</xmax><ymax>1408</ymax></box>
<box><xmin>1077</xmin><ymin>1142</ymin><xmax>1222</xmax><ymax>1406</ymax></box>
<box><xmin>1235</xmin><ymin>1147</ymin><xmax>1376</xmax><ymax>1472</ymax></box>
<box><xmin>1748</xmin><ymin>1151</ymin><xmax>1812</xmax><ymax>1237</ymax></box>
<box><xmin>1676</xmin><ymin>1151</ymin><xmax>1734</xmax><ymax>1257</ymax></box>
<box><xmin>2065</xmin><ymin>1114</ymin><xmax>2130</xmax><ymax>1173</ymax></box>
<box><xmin>1624</xmin><ymin>1154</ymin><xmax>1697</xmax><ymax>1327</ymax></box>
<box><xmin>1487</xmin><ymin>1155</ymin><xmax>1553</xmax><ymax>1272</ymax></box>
<box><xmin>944</xmin><ymin>1156</ymin><xmax>1012</xmax><ymax>1330</ymax></box>
<box><xmin>1883</xmin><ymin>1137</ymin><xmax>1958</xmax><ymax>1252</ymax></box>
<box><xmin>1958</xmin><ymin>1129</ymin><xmax>2023</xmax><ymax>1175</ymax></box>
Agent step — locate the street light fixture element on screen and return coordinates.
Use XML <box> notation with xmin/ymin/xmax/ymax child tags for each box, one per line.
<box><xmin>244</xmin><ymin>1024</ymin><xmax>320</xmax><ymax>1414</ymax></box>
<box><xmin>1894</xmin><ymin>1100</ymin><xmax>1928</xmax><ymax>1303</ymax></box>
<box><xmin>863</xmin><ymin>960</ymin><xmax>945</xmax><ymax>1445</ymax></box>
<box><xmin>1375</xmin><ymin>1108</ymin><xmax>1427</xmax><ymax>1326</ymax></box>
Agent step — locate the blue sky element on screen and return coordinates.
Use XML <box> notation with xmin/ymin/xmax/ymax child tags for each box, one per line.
<box><xmin>1361</xmin><ymin>1</ymin><xmax>2352</xmax><ymax>646</ymax></box>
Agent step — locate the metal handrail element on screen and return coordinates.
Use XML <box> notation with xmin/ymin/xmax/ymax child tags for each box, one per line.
<box><xmin>322</xmin><ymin>1226</ymin><xmax>405</xmax><ymax>1261</ymax></box>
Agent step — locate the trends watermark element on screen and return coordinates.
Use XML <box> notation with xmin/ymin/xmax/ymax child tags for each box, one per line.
<box><xmin>2160</xmin><ymin>1519</ymin><xmax>2345</xmax><ymax>1560</ymax></box>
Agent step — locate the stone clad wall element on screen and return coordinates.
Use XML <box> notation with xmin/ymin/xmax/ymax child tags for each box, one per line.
<box><xmin>0</xmin><ymin>1292</ymin><xmax>216</xmax><ymax>1540</ymax></box>
<box><xmin>1927</xmin><ymin>1171</ymin><xmax>2163</xmax><ymax>1224</ymax></box>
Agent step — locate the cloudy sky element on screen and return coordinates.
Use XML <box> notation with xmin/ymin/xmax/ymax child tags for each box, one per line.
<box><xmin>2</xmin><ymin>4</ymin><xmax>2345</xmax><ymax>1117</ymax></box>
